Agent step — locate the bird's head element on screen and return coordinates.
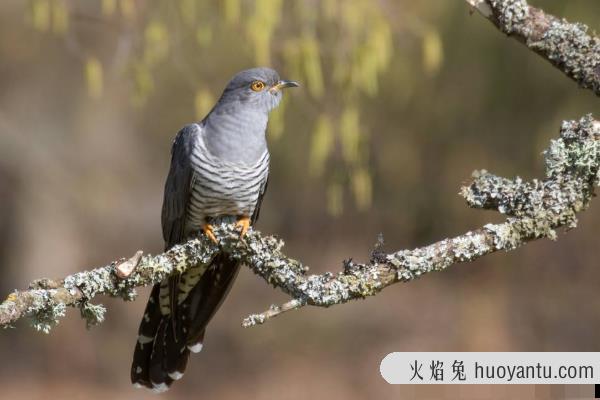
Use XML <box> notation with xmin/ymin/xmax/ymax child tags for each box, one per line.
<box><xmin>218</xmin><ymin>67</ymin><xmax>299</xmax><ymax>114</ymax></box>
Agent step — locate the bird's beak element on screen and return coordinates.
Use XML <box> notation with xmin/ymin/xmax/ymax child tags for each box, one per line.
<box><xmin>270</xmin><ymin>80</ymin><xmax>300</xmax><ymax>93</ymax></box>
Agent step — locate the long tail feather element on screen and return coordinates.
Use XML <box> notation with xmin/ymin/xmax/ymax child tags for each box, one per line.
<box><xmin>130</xmin><ymin>284</ymin><xmax>162</xmax><ymax>388</ymax></box>
<box><xmin>131</xmin><ymin>253</ymin><xmax>240</xmax><ymax>391</ymax></box>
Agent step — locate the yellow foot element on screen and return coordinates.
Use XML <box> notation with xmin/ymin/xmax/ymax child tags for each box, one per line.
<box><xmin>235</xmin><ymin>216</ymin><xmax>251</xmax><ymax>238</ymax></box>
<box><xmin>202</xmin><ymin>223</ymin><xmax>218</xmax><ymax>243</ymax></box>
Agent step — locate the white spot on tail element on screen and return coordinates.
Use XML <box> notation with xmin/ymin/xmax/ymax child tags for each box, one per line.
<box><xmin>137</xmin><ymin>335</ymin><xmax>154</xmax><ymax>350</ymax></box>
<box><xmin>168</xmin><ymin>371</ymin><xmax>184</xmax><ymax>380</ymax></box>
<box><xmin>151</xmin><ymin>382</ymin><xmax>169</xmax><ymax>393</ymax></box>
<box><xmin>135</xmin><ymin>366</ymin><xmax>142</xmax><ymax>374</ymax></box>
<box><xmin>187</xmin><ymin>343</ymin><xmax>203</xmax><ymax>353</ymax></box>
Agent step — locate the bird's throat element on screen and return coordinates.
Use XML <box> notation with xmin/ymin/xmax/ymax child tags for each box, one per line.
<box><xmin>203</xmin><ymin>109</ymin><xmax>268</xmax><ymax>164</ymax></box>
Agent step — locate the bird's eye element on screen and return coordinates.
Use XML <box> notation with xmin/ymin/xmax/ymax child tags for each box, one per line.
<box><xmin>250</xmin><ymin>80</ymin><xmax>266</xmax><ymax>92</ymax></box>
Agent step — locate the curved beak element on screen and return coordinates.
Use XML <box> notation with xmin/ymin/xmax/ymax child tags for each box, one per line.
<box><xmin>270</xmin><ymin>80</ymin><xmax>300</xmax><ymax>93</ymax></box>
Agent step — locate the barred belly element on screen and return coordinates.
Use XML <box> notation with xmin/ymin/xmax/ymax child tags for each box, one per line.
<box><xmin>185</xmin><ymin>137</ymin><xmax>269</xmax><ymax>232</ymax></box>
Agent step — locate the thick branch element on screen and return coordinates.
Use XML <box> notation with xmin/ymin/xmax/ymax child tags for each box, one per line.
<box><xmin>466</xmin><ymin>0</ymin><xmax>600</xmax><ymax>95</ymax></box>
<box><xmin>0</xmin><ymin>116</ymin><xmax>597</xmax><ymax>331</ymax></box>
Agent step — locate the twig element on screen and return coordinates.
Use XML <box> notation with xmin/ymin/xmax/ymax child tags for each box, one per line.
<box><xmin>242</xmin><ymin>299</ymin><xmax>306</xmax><ymax>328</ymax></box>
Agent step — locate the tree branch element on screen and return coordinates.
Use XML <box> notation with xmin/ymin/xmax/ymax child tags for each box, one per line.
<box><xmin>0</xmin><ymin>0</ymin><xmax>598</xmax><ymax>332</ymax></box>
<box><xmin>466</xmin><ymin>0</ymin><xmax>600</xmax><ymax>95</ymax></box>
<box><xmin>1</xmin><ymin>115</ymin><xmax>597</xmax><ymax>331</ymax></box>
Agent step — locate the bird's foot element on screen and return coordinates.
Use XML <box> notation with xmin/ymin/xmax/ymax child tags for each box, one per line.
<box><xmin>235</xmin><ymin>216</ymin><xmax>251</xmax><ymax>238</ymax></box>
<box><xmin>202</xmin><ymin>223</ymin><xmax>218</xmax><ymax>244</ymax></box>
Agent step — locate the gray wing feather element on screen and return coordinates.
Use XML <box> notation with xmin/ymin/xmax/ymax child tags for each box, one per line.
<box><xmin>161</xmin><ymin>124</ymin><xmax>201</xmax><ymax>250</ymax></box>
<box><xmin>251</xmin><ymin>175</ymin><xmax>269</xmax><ymax>225</ymax></box>
<box><xmin>161</xmin><ymin>124</ymin><xmax>201</xmax><ymax>334</ymax></box>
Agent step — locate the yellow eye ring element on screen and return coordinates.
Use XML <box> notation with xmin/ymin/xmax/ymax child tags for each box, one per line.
<box><xmin>250</xmin><ymin>80</ymin><xmax>266</xmax><ymax>92</ymax></box>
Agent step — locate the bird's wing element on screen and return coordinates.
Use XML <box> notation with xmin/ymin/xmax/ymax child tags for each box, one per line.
<box><xmin>160</xmin><ymin>124</ymin><xmax>199</xmax><ymax>347</ymax></box>
<box><xmin>251</xmin><ymin>174</ymin><xmax>269</xmax><ymax>225</ymax></box>
<box><xmin>161</xmin><ymin>123</ymin><xmax>200</xmax><ymax>249</ymax></box>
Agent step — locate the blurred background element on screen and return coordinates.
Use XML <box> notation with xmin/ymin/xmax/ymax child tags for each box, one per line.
<box><xmin>0</xmin><ymin>0</ymin><xmax>599</xmax><ymax>399</ymax></box>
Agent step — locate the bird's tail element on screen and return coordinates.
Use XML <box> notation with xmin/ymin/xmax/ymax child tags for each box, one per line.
<box><xmin>131</xmin><ymin>253</ymin><xmax>241</xmax><ymax>392</ymax></box>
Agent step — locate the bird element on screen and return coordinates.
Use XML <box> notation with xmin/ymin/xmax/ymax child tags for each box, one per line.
<box><xmin>130</xmin><ymin>67</ymin><xmax>298</xmax><ymax>392</ymax></box>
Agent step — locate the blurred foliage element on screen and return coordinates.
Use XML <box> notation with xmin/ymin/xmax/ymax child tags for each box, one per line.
<box><xmin>4</xmin><ymin>2</ymin><xmax>600</xmax><ymax>399</ymax></box>
<box><xmin>308</xmin><ymin>115</ymin><xmax>334</xmax><ymax>177</ymax></box>
<box><xmin>85</xmin><ymin>57</ymin><xmax>104</xmax><ymax>99</ymax></box>
<box><xmin>24</xmin><ymin>0</ymin><xmax>436</xmax><ymax>215</ymax></box>
<box><xmin>194</xmin><ymin>88</ymin><xmax>216</xmax><ymax>120</ymax></box>
<box><xmin>30</xmin><ymin>0</ymin><xmax>50</xmax><ymax>32</ymax></box>
<box><xmin>422</xmin><ymin>29</ymin><xmax>443</xmax><ymax>76</ymax></box>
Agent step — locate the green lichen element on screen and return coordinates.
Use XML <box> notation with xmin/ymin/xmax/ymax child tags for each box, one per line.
<box><xmin>463</xmin><ymin>115</ymin><xmax>598</xmax><ymax>242</ymax></box>
<box><xmin>31</xmin><ymin>301</ymin><xmax>66</xmax><ymax>334</ymax></box>
<box><xmin>80</xmin><ymin>302</ymin><xmax>106</xmax><ymax>329</ymax></box>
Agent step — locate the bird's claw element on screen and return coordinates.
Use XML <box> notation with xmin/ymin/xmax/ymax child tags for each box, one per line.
<box><xmin>202</xmin><ymin>224</ymin><xmax>218</xmax><ymax>244</ymax></box>
<box><xmin>235</xmin><ymin>217</ymin><xmax>251</xmax><ymax>238</ymax></box>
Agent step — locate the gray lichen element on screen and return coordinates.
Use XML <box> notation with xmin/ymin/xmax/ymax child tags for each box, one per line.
<box><xmin>531</xmin><ymin>19</ymin><xmax>600</xmax><ymax>95</ymax></box>
<box><xmin>31</xmin><ymin>298</ymin><xmax>66</xmax><ymax>334</ymax></box>
<box><xmin>242</xmin><ymin>313</ymin><xmax>266</xmax><ymax>327</ymax></box>
<box><xmin>240</xmin><ymin>120</ymin><xmax>594</xmax><ymax>325</ymax></box>
<box><xmin>0</xmin><ymin>232</ymin><xmax>224</xmax><ymax>332</ymax></box>
<box><xmin>489</xmin><ymin>0</ymin><xmax>529</xmax><ymax>35</ymax></box>
<box><xmin>484</xmin><ymin>0</ymin><xmax>600</xmax><ymax>95</ymax></box>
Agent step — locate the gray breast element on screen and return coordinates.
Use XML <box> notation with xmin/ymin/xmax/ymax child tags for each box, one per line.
<box><xmin>185</xmin><ymin>126</ymin><xmax>269</xmax><ymax>230</ymax></box>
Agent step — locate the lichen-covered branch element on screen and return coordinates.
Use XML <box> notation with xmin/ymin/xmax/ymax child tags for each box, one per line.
<box><xmin>466</xmin><ymin>0</ymin><xmax>600</xmax><ymax>95</ymax></box>
<box><xmin>0</xmin><ymin>233</ymin><xmax>223</xmax><ymax>332</ymax></box>
<box><xmin>1</xmin><ymin>115</ymin><xmax>597</xmax><ymax>331</ymax></box>
<box><xmin>0</xmin><ymin>0</ymin><xmax>598</xmax><ymax>333</ymax></box>
<box><xmin>242</xmin><ymin>116</ymin><xmax>598</xmax><ymax>325</ymax></box>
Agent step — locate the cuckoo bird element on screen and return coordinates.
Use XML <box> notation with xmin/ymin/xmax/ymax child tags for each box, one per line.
<box><xmin>131</xmin><ymin>68</ymin><xmax>298</xmax><ymax>392</ymax></box>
